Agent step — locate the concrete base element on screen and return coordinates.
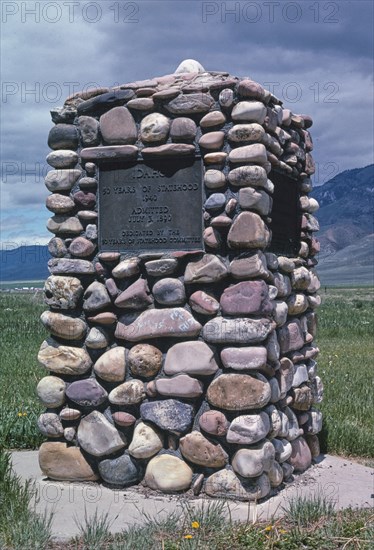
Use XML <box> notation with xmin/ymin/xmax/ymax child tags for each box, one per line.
<box><xmin>11</xmin><ymin>451</ymin><xmax>374</xmax><ymax>541</ymax></box>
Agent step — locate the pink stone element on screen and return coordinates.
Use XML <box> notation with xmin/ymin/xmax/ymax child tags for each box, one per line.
<box><xmin>228</xmin><ymin>212</ymin><xmax>270</xmax><ymax>249</ymax></box>
<box><xmin>278</xmin><ymin>320</ymin><xmax>305</xmax><ymax>353</ymax></box>
<box><xmin>114</xmin><ymin>279</ymin><xmax>153</xmax><ymax>310</ymax></box>
<box><xmin>289</xmin><ymin>436</ymin><xmax>312</xmax><ymax>472</ymax></box>
<box><xmin>199</xmin><ymin>411</ymin><xmax>229</xmax><ymax>436</ymax></box>
<box><xmin>220</xmin><ymin>280</ymin><xmax>272</xmax><ymax>315</ymax></box>
<box><xmin>189</xmin><ymin>290</ymin><xmax>219</xmax><ymax>315</ymax></box>
<box><xmin>100</xmin><ymin>106</ymin><xmax>137</xmax><ymax>145</ymax></box>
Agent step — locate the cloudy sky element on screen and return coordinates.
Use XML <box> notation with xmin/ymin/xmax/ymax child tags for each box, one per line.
<box><xmin>1</xmin><ymin>0</ymin><xmax>373</xmax><ymax>247</ymax></box>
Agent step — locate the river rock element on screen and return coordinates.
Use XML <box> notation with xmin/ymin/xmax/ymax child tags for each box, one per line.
<box><xmin>238</xmin><ymin>187</ymin><xmax>271</xmax><ymax>215</ymax></box>
<box><xmin>77</xmin><ymin>116</ymin><xmax>100</xmax><ymax>146</ymax></box>
<box><xmin>109</xmin><ymin>379</ymin><xmax>145</xmax><ymax>405</ymax></box>
<box><xmin>115</xmin><ymin>279</ymin><xmax>153</xmax><ymax>310</ymax></box>
<box><xmin>220</xmin><ymin>280</ymin><xmax>272</xmax><ymax>316</ymax></box>
<box><xmin>166</xmin><ymin>93</ymin><xmax>214</xmax><ymax>115</ymax></box>
<box><xmin>268</xmin><ymin>460</ymin><xmax>284</xmax><ymax>487</ymax></box>
<box><xmin>85</xmin><ymin>327</ymin><xmax>109</xmax><ymax>349</ymax></box>
<box><xmin>100</xmin><ymin>106</ymin><xmax>137</xmax><ymax>144</ymax></box>
<box><xmin>83</xmin><ymin>281</ymin><xmax>111</xmax><ymax>313</ymax></box>
<box><xmin>140</xmin><ymin>399</ymin><xmax>194</xmax><ymax>434</ymax></box>
<box><xmin>180</xmin><ymin>431</ymin><xmax>228</xmax><ymax>467</ymax></box>
<box><xmin>40</xmin><ymin>311</ymin><xmax>87</xmax><ymax>340</ymax></box>
<box><xmin>145</xmin><ymin>259</ymin><xmax>178</xmax><ymax>276</ymax></box>
<box><xmin>170</xmin><ymin>117</ymin><xmax>197</xmax><ymax>141</ymax></box>
<box><xmin>184</xmin><ymin>254</ymin><xmax>228</xmax><ymax>283</ymax></box>
<box><xmin>140</xmin><ymin>112</ymin><xmax>170</xmax><ymax>143</ymax></box>
<box><xmin>272</xmin><ymin>300</ymin><xmax>288</xmax><ymax>327</ymax></box>
<box><xmin>292</xmin><ymin>364</ymin><xmax>309</xmax><ymax>387</ymax></box>
<box><xmin>199</xmin><ymin>410</ymin><xmax>229</xmax><ymax>436</ymax></box>
<box><xmin>112</xmin><ymin>257</ymin><xmax>140</xmax><ymax>279</ymax></box>
<box><xmin>94</xmin><ymin>346</ymin><xmax>126</xmax><ymax>382</ymax></box>
<box><xmin>272</xmin><ymin>438</ymin><xmax>293</xmax><ymax>462</ymax></box>
<box><xmin>292</xmin><ymin>386</ymin><xmax>314</xmax><ymax>410</ymax></box>
<box><xmin>278</xmin><ymin>320</ymin><xmax>305</xmax><ymax>353</ymax></box>
<box><xmin>112</xmin><ymin>412</ymin><xmax>136</xmax><ymax>427</ymax></box>
<box><xmin>152</xmin><ymin>278</ymin><xmax>185</xmax><ymax>305</ymax></box>
<box><xmin>229</xmin><ymin>143</ymin><xmax>267</xmax><ymax>165</ymax></box>
<box><xmin>150</xmin><ymin>374</ymin><xmax>203</xmax><ymax>399</ymax></box>
<box><xmin>44</xmin><ymin>275</ymin><xmax>83</xmax><ymax>309</ymax></box>
<box><xmin>80</xmin><ymin>145</ymin><xmax>138</xmax><ymax>162</ymax></box>
<box><xmin>77</xmin><ymin>410</ymin><xmax>125</xmax><ymax>457</ymax></box>
<box><xmin>115</xmin><ymin>308</ymin><xmax>201</xmax><ymax>341</ymax></box>
<box><xmin>45</xmin><ymin>169</ymin><xmax>81</xmax><ymax>192</ymax></box>
<box><xmin>230</xmin><ymin>251</ymin><xmax>269</xmax><ymax>280</ymax></box>
<box><xmin>48</xmin><ymin>124</ymin><xmax>79</xmax><ymax>150</ymax></box>
<box><xmin>73</xmin><ymin>191</ymin><xmax>96</xmax><ymax>209</ymax></box>
<box><xmin>38</xmin><ymin>412</ymin><xmax>64</xmax><ymax>438</ymax></box>
<box><xmin>231</xmin><ymin>101</ymin><xmax>267</xmax><ymax>124</ymax></box>
<box><xmin>228</xmin><ymin>212</ymin><xmax>270</xmax><ymax>249</ymax></box>
<box><xmin>37</xmin><ymin>376</ymin><xmax>66</xmax><ymax>408</ymax></box>
<box><xmin>141</xmin><ymin>143</ymin><xmax>195</xmax><ymax>158</ymax></box>
<box><xmin>99</xmin><ymin>453</ymin><xmax>141</xmax><ymax>486</ymax></box>
<box><xmin>203</xmin><ymin>317</ymin><xmax>275</xmax><ymax>344</ymax></box>
<box><xmin>232</xmin><ymin>440</ymin><xmax>275</xmax><ymax>478</ymax></box>
<box><xmin>273</xmin><ymin>272</ymin><xmax>292</xmax><ymax>298</ymax></box>
<box><xmin>164</xmin><ymin>340</ymin><xmax>218</xmax><ymax>376</ymax></box>
<box><xmin>144</xmin><ymin>455</ymin><xmax>193</xmax><ymax>492</ymax></box>
<box><xmin>66</xmin><ymin>378</ymin><xmax>108</xmax><ymax>407</ymax></box>
<box><xmin>204</xmin><ymin>169</ymin><xmax>226</xmax><ymax>189</ymax></box>
<box><xmin>47</xmin><ymin>215</ymin><xmax>83</xmax><ymax>235</ymax></box>
<box><xmin>228</xmin><ymin>165</ymin><xmax>268</xmax><ymax>188</ymax></box>
<box><xmin>226</xmin><ymin>412</ymin><xmax>271</xmax><ymax>444</ymax></box>
<box><xmin>46</xmin><ymin>150</ymin><xmax>78</xmax><ymax>169</ymax></box>
<box><xmin>205</xmin><ymin>469</ymin><xmax>270</xmax><ymax>501</ymax></box>
<box><xmin>39</xmin><ymin>442</ymin><xmax>98</xmax><ymax>481</ymax></box>
<box><xmin>128</xmin><ymin>343</ymin><xmax>162</xmax><ymax>378</ymax></box>
<box><xmin>220</xmin><ymin>347</ymin><xmax>267</xmax><ymax>372</ymax></box>
<box><xmin>38</xmin><ymin>339</ymin><xmax>92</xmax><ymax>375</ymax></box>
<box><xmin>128</xmin><ymin>421</ymin><xmax>163</xmax><ymax>459</ymax></box>
<box><xmin>48</xmin><ymin>258</ymin><xmax>95</xmax><ymax>275</ymax></box>
<box><xmin>76</xmin><ymin>89</ymin><xmax>135</xmax><ymax>116</ymax></box>
<box><xmin>87</xmin><ymin>311</ymin><xmax>117</xmax><ymax>325</ymax></box>
<box><xmin>228</xmin><ymin>123</ymin><xmax>265</xmax><ymax>143</ymax></box>
<box><xmin>289</xmin><ymin>436</ymin><xmax>312</xmax><ymax>472</ymax></box>
<box><xmin>199</xmin><ymin>131</ymin><xmax>225</xmax><ymax>150</ymax></box>
<box><xmin>207</xmin><ymin>373</ymin><xmax>271</xmax><ymax>410</ymax></box>
<box><xmin>59</xmin><ymin>408</ymin><xmax>81</xmax><ymax>421</ymax></box>
<box><xmin>189</xmin><ymin>290</ymin><xmax>219</xmax><ymax>315</ymax></box>
<box><xmin>200</xmin><ymin>111</ymin><xmax>226</xmax><ymax>128</ymax></box>
<box><xmin>48</xmin><ymin>237</ymin><xmax>68</xmax><ymax>258</ymax></box>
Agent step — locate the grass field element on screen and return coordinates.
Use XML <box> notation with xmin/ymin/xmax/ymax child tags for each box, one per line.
<box><xmin>0</xmin><ymin>287</ymin><xmax>373</xmax><ymax>457</ymax></box>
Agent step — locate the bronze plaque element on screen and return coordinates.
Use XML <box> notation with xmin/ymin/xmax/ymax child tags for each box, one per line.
<box><xmin>98</xmin><ymin>157</ymin><xmax>203</xmax><ymax>252</ymax></box>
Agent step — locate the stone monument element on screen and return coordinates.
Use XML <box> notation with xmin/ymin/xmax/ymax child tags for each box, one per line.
<box><xmin>37</xmin><ymin>60</ymin><xmax>322</xmax><ymax>500</ymax></box>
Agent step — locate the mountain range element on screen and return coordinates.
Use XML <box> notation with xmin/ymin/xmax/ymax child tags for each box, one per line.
<box><xmin>1</xmin><ymin>165</ymin><xmax>373</xmax><ymax>286</ymax></box>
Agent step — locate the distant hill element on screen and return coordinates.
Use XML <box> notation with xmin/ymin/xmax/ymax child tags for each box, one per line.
<box><xmin>0</xmin><ymin>245</ymin><xmax>50</xmax><ymax>282</ymax></box>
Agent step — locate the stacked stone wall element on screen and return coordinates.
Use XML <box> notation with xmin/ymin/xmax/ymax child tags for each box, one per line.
<box><xmin>37</xmin><ymin>61</ymin><xmax>322</xmax><ymax>500</ymax></box>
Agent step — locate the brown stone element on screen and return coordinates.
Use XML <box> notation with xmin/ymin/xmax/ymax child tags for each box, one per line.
<box><xmin>114</xmin><ymin>279</ymin><xmax>153</xmax><ymax>310</ymax></box>
<box><xmin>87</xmin><ymin>311</ymin><xmax>117</xmax><ymax>325</ymax></box>
<box><xmin>230</xmin><ymin>252</ymin><xmax>269</xmax><ymax>280</ymax></box>
<box><xmin>200</xmin><ymin>111</ymin><xmax>226</xmax><ymax>128</ymax></box>
<box><xmin>115</xmin><ymin>308</ymin><xmax>201</xmax><ymax>341</ymax></box>
<box><xmin>38</xmin><ymin>339</ymin><xmax>92</xmax><ymax>375</ymax></box>
<box><xmin>228</xmin><ymin>165</ymin><xmax>267</xmax><ymax>188</ymax></box>
<box><xmin>47</xmin><ymin>215</ymin><xmax>83</xmax><ymax>235</ymax></box>
<box><xmin>278</xmin><ymin>320</ymin><xmax>305</xmax><ymax>353</ymax></box>
<box><xmin>189</xmin><ymin>290</ymin><xmax>219</xmax><ymax>315</ymax></box>
<box><xmin>276</xmin><ymin>357</ymin><xmax>295</xmax><ymax>395</ymax></box>
<box><xmin>109</xmin><ymin>379</ymin><xmax>145</xmax><ymax>405</ymax></box>
<box><xmin>228</xmin><ymin>123</ymin><xmax>265</xmax><ymax>143</ymax></box>
<box><xmin>127</xmin><ymin>97</ymin><xmax>154</xmax><ymax>110</ymax></box>
<box><xmin>39</xmin><ymin>442</ymin><xmax>98</xmax><ymax>481</ymax></box>
<box><xmin>40</xmin><ymin>311</ymin><xmax>86</xmax><ymax>340</ymax></box>
<box><xmin>170</xmin><ymin>117</ymin><xmax>197</xmax><ymax>141</ymax></box>
<box><xmin>44</xmin><ymin>275</ymin><xmax>83</xmax><ymax>309</ymax></box>
<box><xmin>180</xmin><ymin>431</ymin><xmax>228</xmax><ymax>467</ymax></box>
<box><xmin>199</xmin><ymin>411</ymin><xmax>229</xmax><ymax>436</ymax></box>
<box><xmin>228</xmin><ymin>212</ymin><xmax>270</xmax><ymax>249</ymax></box>
<box><xmin>128</xmin><ymin>343</ymin><xmax>162</xmax><ymax>378</ymax></box>
<box><xmin>112</xmin><ymin>257</ymin><xmax>140</xmax><ymax>279</ymax></box>
<box><xmin>46</xmin><ymin>193</ymin><xmax>75</xmax><ymax>214</ymax></box>
<box><xmin>69</xmin><ymin>237</ymin><xmax>96</xmax><ymax>258</ymax></box>
<box><xmin>199</xmin><ymin>131</ymin><xmax>225</xmax><ymax>150</ymax></box>
<box><xmin>204</xmin><ymin>152</ymin><xmax>227</xmax><ymax>165</ymax></box>
<box><xmin>112</xmin><ymin>412</ymin><xmax>136</xmax><ymax>427</ymax></box>
<box><xmin>237</xmin><ymin>79</ymin><xmax>265</xmax><ymax>100</ymax></box>
<box><xmin>166</xmin><ymin>93</ymin><xmax>214</xmax><ymax>115</ymax></box>
<box><xmin>207</xmin><ymin>373</ymin><xmax>271</xmax><ymax>410</ymax></box>
<box><xmin>150</xmin><ymin>374</ymin><xmax>203</xmax><ymax>399</ymax></box>
<box><xmin>100</xmin><ymin>106</ymin><xmax>137</xmax><ymax>144</ymax></box>
<box><xmin>204</xmin><ymin>469</ymin><xmax>270</xmax><ymax>501</ymax></box>
<box><xmin>94</xmin><ymin>346</ymin><xmax>126</xmax><ymax>382</ymax></box>
<box><xmin>184</xmin><ymin>254</ymin><xmax>228</xmax><ymax>283</ymax></box>
<box><xmin>203</xmin><ymin>227</ymin><xmax>221</xmax><ymax>249</ymax></box>
<box><xmin>220</xmin><ymin>280</ymin><xmax>272</xmax><ymax>315</ymax></box>
<box><xmin>164</xmin><ymin>340</ymin><xmax>218</xmax><ymax>376</ymax></box>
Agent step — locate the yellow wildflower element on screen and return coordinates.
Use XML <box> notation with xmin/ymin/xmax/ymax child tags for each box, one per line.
<box><xmin>191</xmin><ymin>521</ymin><xmax>200</xmax><ymax>529</ymax></box>
<box><xmin>18</xmin><ymin>412</ymin><xmax>22</xmax><ymax>417</ymax></box>
<box><xmin>184</xmin><ymin>534</ymin><xmax>193</xmax><ymax>539</ymax></box>
<box><xmin>23</xmin><ymin>412</ymin><xmax>27</xmax><ymax>416</ymax></box>
<box><xmin>279</xmin><ymin>529</ymin><xmax>287</xmax><ymax>534</ymax></box>
<box><xmin>264</xmin><ymin>525</ymin><xmax>273</xmax><ymax>531</ymax></box>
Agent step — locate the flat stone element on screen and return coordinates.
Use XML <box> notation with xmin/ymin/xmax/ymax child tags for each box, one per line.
<box><xmin>40</xmin><ymin>311</ymin><xmax>86</xmax><ymax>340</ymax></box>
<box><xmin>69</xmin><ymin>237</ymin><xmax>96</xmax><ymax>258</ymax></box>
<box><xmin>48</xmin><ymin>237</ymin><xmax>68</xmax><ymax>258</ymax></box>
<box><xmin>94</xmin><ymin>347</ymin><xmax>126</xmax><ymax>382</ymax></box>
<box><xmin>230</xmin><ymin>252</ymin><xmax>269</xmax><ymax>280</ymax></box>
<box><xmin>47</xmin><ymin>150</ymin><xmax>78</xmax><ymax>169</ymax></box>
<box><xmin>228</xmin><ymin>212</ymin><xmax>270</xmax><ymax>249</ymax></box>
<box><xmin>152</xmin><ymin>278</ymin><xmax>185</xmax><ymax>305</ymax></box>
<box><xmin>76</xmin><ymin>89</ymin><xmax>135</xmax><ymax>116</ymax></box>
<box><xmin>228</xmin><ymin>123</ymin><xmax>265</xmax><ymax>144</ymax></box>
<box><xmin>203</xmin><ymin>317</ymin><xmax>275</xmax><ymax>344</ymax></box>
<box><xmin>48</xmin><ymin>258</ymin><xmax>95</xmax><ymax>275</ymax></box>
<box><xmin>204</xmin><ymin>169</ymin><xmax>226</xmax><ymax>189</ymax></box>
<box><xmin>38</xmin><ymin>339</ymin><xmax>92</xmax><ymax>375</ymax></box>
<box><xmin>77</xmin><ymin>411</ymin><xmax>125</xmax><ymax>457</ymax></box>
<box><xmin>87</xmin><ymin>312</ymin><xmax>117</xmax><ymax>325</ymax></box>
<box><xmin>36</xmin><ymin>376</ymin><xmax>66</xmax><ymax>408</ymax></box>
<box><xmin>48</xmin><ymin>124</ymin><xmax>79</xmax><ymax>150</ymax></box>
<box><xmin>238</xmin><ymin>188</ymin><xmax>271</xmax><ymax>215</ymax></box>
<box><xmin>166</xmin><ymin>93</ymin><xmax>214</xmax><ymax>115</ymax></box>
<box><xmin>151</xmin><ymin>374</ymin><xmax>203</xmax><ymax>399</ymax></box>
<box><xmin>77</xmin><ymin>116</ymin><xmax>100</xmax><ymax>146</ymax></box>
<box><xmin>152</xmin><ymin>87</ymin><xmax>180</xmax><ymax>100</ymax></box>
<box><xmin>220</xmin><ymin>280</ymin><xmax>272</xmax><ymax>316</ymax></box>
<box><xmin>127</xmin><ymin>98</ymin><xmax>154</xmax><ymax>110</ymax></box>
<box><xmin>109</xmin><ymin>379</ymin><xmax>145</xmax><ymax>405</ymax></box>
<box><xmin>164</xmin><ymin>340</ymin><xmax>218</xmax><ymax>376</ymax></box>
<box><xmin>229</xmin><ymin>143</ymin><xmax>267</xmax><ymax>165</ymax></box>
<box><xmin>66</xmin><ymin>379</ymin><xmax>108</xmax><ymax>408</ymax></box>
<box><xmin>83</xmin><ymin>281</ymin><xmax>111</xmax><ymax>313</ymax></box>
<box><xmin>47</xmin><ymin>215</ymin><xmax>83</xmax><ymax>235</ymax></box>
<box><xmin>180</xmin><ymin>431</ymin><xmax>228</xmax><ymax>467</ymax></box>
<box><xmin>100</xmin><ymin>107</ymin><xmax>137</xmax><ymax>145</ymax></box>
<box><xmin>39</xmin><ymin>442</ymin><xmax>98</xmax><ymax>481</ymax></box>
<box><xmin>289</xmin><ymin>436</ymin><xmax>312</xmax><ymax>472</ymax></box>
<box><xmin>231</xmin><ymin>101</ymin><xmax>267</xmax><ymax>124</ymax></box>
<box><xmin>73</xmin><ymin>190</ymin><xmax>96</xmax><ymax>209</ymax></box>
<box><xmin>189</xmin><ymin>290</ymin><xmax>219</xmax><ymax>315</ymax></box>
<box><xmin>45</xmin><ymin>169</ymin><xmax>81</xmax><ymax>192</ymax></box>
<box><xmin>170</xmin><ymin>117</ymin><xmax>197</xmax><ymax>141</ymax></box>
<box><xmin>199</xmin><ymin>131</ymin><xmax>225</xmax><ymax>150</ymax></box>
<box><xmin>144</xmin><ymin>455</ymin><xmax>193</xmax><ymax>492</ymax></box>
<box><xmin>232</xmin><ymin>440</ymin><xmax>275</xmax><ymax>478</ymax></box>
<box><xmin>112</xmin><ymin>258</ymin><xmax>140</xmax><ymax>279</ymax></box>
<box><xmin>77</xmin><ymin>177</ymin><xmax>97</xmax><ymax>189</ymax></box>
<box><xmin>140</xmin><ymin>112</ymin><xmax>170</xmax><ymax>143</ymax></box>
<box><xmin>44</xmin><ymin>275</ymin><xmax>83</xmax><ymax>309</ymax></box>
<box><xmin>200</xmin><ymin>111</ymin><xmax>226</xmax><ymax>128</ymax></box>
<box><xmin>128</xmin><ymin>344</ymin><xmax>162</xmax><ymax>378</ymax></box>
<box><xmin>85</xmin><ymin>327</ymin><xmax>109</xmax><ymax>349</ymax></box>
<box><xmin>38</xmin><ymin>412</ymin><xmax>64</xmax><ymax>438</ymax></box>
<box><xmin>220</xmin><ymin>347</ymin><xmax>267</xmax><ymax>372</ymax></box>
<box><xmin>128</xmin><ymin>421</ymin><xmax>163</xmax><ymax>459</ymax></box>
<box><xmin>184</xmin><ymin>254</ymin><xmax>228</xmax><ymax>283</ymax></box>
<box><xmin>46</xmin><ymin>193</ymin><xmax>75</xmax><ymax>214</ymax></box>
<box><xmin>59</xmin><ymin>408</ymin><xmax>81</xmax><ymax>421</ymax></box>
<box><xmin>278</xmin><ymin>320</ymin><xmax>305</xmax><ymax>353</ymax></box>
<box><xmin>199</xmin><ymin>411</ymin><xmax>229</xmax><ymax>436</ymax></box>
<box><xmin>112</xmin><ymin>412</ymin><xmax>136</xmax><ymax>427</ymax></box>
<box><xmin>207</xmin><ymin>373</ymin><xmax>271</xmax><ymax>410</ymax></box>
<box><xmin>203</xmin><ymin>152</ymin><xmax>227</xmax><ymax>165</ymax></box>
<box><xmin>228</xmin><ymin>165</ymin><xmax>267</xmax><ymax>188</ymax></box>
<box><xmin>141</xmin><ymin>143</ymin><xmax>195</xmax><ymax>158</ymax></box>
<box><xmin>114</xmin><ymin>279</ymin><xmax>153</xmax><ymax>310</ymax></box>
<box><xmin>99</xmin><ymin>453</ymin><xmax>141</xmax><ymax>486</ymax></box>
<box><xmin>205</xmin><ymin>469</ymin><xmax>270</xmax><ymax>501</ymax></box>
<box><xmin>144</xmin><ymin>259</ymin><xmax>178</xmax><ymax>276</ymax></box>
<box><xmin>140</xmin><ymin>399</ymin><xmax>194</xmax><ymax>434</ymax></box>
<box><xmin>80</xmin><ymin>145</ymin><xmax>138</xmax><ymax>162</ymax></box>
<box><xmin>115</xmin><ymin>308</ymin><xmax>201</xmax><ymax>341</ymax></box>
